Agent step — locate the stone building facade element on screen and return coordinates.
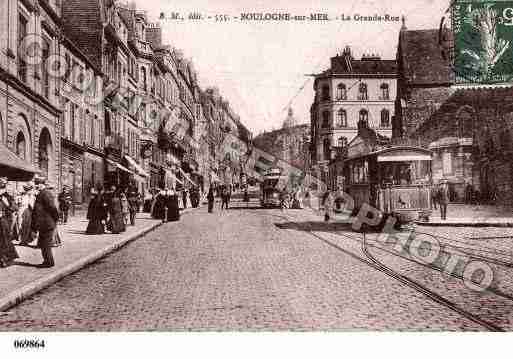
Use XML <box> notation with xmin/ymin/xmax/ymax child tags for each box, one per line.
<box><xmin>310</xmin><ymin>46</ymin><xmax>396</xmax><ymax>184</ymax></box>
<box><xmin>393</xmin><ymin>24</ymin><xmax>454</xmax><ymax>139</ymax></box>
<box><xmin>412</xmin><ymin>87</ymin><xmax>513</xmax><ymax>204</ymax></box>
<box><xmin>0</xmin><ymin>0</ymin><xmax>62</xmax><ymax>190</ymax></box>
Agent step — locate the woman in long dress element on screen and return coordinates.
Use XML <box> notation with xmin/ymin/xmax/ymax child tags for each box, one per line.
<box><xmin>18</xmin><ymin>183</ymin><xmax>36</xmax><ymax>245</ymax></box>
<box><xmin>151</xmin><ymin>189</ymin><xmax>167</xmax><ymax>220</ymax></box>
<box><xmin>166</xmin><ymin>189</ymin><xmax>180</xmax><ymax>222</ymax></box>
<box><xmin>106</xmin><ymin>187</ymin><xmax>126</xmax><ymax>234</ymax></box>
<box><xmin>86</xmin><ymin>187</ymin><xmax>108</xmax><ymax>235</ymax></box>
<box><xmin>0</xmin><ymin>177</ymin><xmax>19</xmax><ymax>267</ymax></box>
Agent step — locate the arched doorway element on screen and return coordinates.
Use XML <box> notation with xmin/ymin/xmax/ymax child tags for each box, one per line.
<box><xmin>16</xmin><ymin>132</ymin><xmax>27</xmax><ymax>160</ymax></box>
<box><xmin>38</xmin><ymin>128</ymin><xmax>53</xmax><ymax>180</ymax></box>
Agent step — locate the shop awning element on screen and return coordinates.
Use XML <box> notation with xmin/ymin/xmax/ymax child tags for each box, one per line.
<box><xmin>165</xmin><ymin>169</ymin><xmax>183</xmax><ymax>185</ymax></box>
<box><xmin>106</xmin><ymin>159</ymin><xmax>133</xmax><ymax>174</ymax></box>
<box><xmin>178</xmin><ymin>167</ymin><xmax>195</xmax><ymax>186</ymax></box>
<box><xmin>0</xmin><ymin>144</ymin><xmax>40</xmax><ymax>181</ymax></box>
<box><xmin>125</xmin><ymin>155</ymin><xmax>149</xmax><ymax>178</ymax></box>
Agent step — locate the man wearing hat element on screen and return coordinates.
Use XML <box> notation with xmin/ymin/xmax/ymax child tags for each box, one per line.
<box><xmin>32</xmin><ymin>177</ymin><xmax>59</xmax><ymax>267</ymax></box>
<box><xmin>438</xmin><ymin>180</ymin><xmax>450</xmax><ymax>221</ymax></box>
<box><xmin>0</xmin><ymin>177</ymin><xmax>19</xmax><ymax>267</ymax></box>
<box><xmin>58</xmin><ymin>185</ymin><xmax>72</xmax><ymax>224</ymax></box>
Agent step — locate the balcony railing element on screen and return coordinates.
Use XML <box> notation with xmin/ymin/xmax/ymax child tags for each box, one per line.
<box><xmin>357</xmin><ymin>94</ymin><xmax>369</xmax><ymax>101</ymax></box>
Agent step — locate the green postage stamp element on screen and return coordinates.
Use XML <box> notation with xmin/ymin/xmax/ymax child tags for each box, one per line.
<box><xmin>452</xmin><ymin>0</ymin><xmax>513</xmax><ymax>84</ymax></box>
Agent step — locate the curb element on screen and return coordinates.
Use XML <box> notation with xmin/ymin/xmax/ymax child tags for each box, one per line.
<box><xmin>0</xmin><ymin>221</ymin><xmax>163</xmax><ymax>312</ymax></box>
<box><xmin>416</xmin><ymin>221</ymin><xmax>513</xmax><ymax>228</ymax></box>
<box><xmin>0</xmin><ymin>206</ymin><xmax>201</xmax><ymax>312</ymax></box>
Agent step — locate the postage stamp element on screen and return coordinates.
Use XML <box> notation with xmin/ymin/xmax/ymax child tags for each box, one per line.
<box><xmin>452</xmin><ymin>0</ymin><xmax>513</xmax><ymax>84</ymax></box>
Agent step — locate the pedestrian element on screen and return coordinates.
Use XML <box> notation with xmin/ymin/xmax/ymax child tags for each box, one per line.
<box><xmin>151</xmin><ymin>189</ymin><xmax>167</xmax><ymax>220</ymax></box>
<box><xmin>431</xmin><ymin>183</ymin><xmax>439</xmax><ymax>210</ymax></box>
<box><xmin>303</xmin><ymin>190</ymin><xmax>311</xmax><ymax>209</ymax></box>
<box><xmin>221</xmin><ymin>186</ymin><xmax>229</xmax><ymax>210</ymax></box>
<box><xmin>166</xmin><ymin>188</ymin><xmax>180</xmax><ymax>222</ymax></box>
<box><xmin>438</xmin><ymin>180</ymin><xmax>450</xmax><ymax>220</ymax></box>
<box><xmin>127</xmin><ymin>184</ymin><xmax>140</xmax><ymax>226</ymax></box>
<box><xmin>279</xmin><ymin>189</ymin><xmax>287</xmax><ymax>211</ymax></box>
<box><xmin>17</xmin><ymin>182</ymin><xmax>36</xmax><ymax>245</ymax></box>
<box><xmin>58</xmin><ymin>185</ymin><xmax>73</xmax><ymax>224</ymax></box>
<box><xmin>86</xmin><ymin>185</ymin><xmax>108</xmax><ymax>234</ymax></box>
<box><xmin>226</xmin><ymin>185</ymin><xmax>232</xmax><ymax>208</ymax></box>
<box><xmin>465</xmin><ymin>182</ymin><xmax>473</xmax><ymax>205</ymax></box>
<box><xmin>47</xmin><ymin>183</ymin><xmax>62</xmax><ymax>247</ymax></box>
<box><xmin>182</xmin><ymin>188</ymin><xmax>188</xmax><ymax>209</ymax></box>
<box><xmin>120</xmin><ymin>189</ymin><xmax>130</xmax><ymax>225</ymax></box>
<box><xmin>106</xmin><ymin>186</ymin><xmax>126</xmax><ymax>234</ymax></box>
<box><xmin>0</xmin><ymin>177</ymin><xmax>19</xmax><ymax>267</ymax></box>
<box><xmin>207</xmin><ymin>187</ymin><xmax>215</xmax><ymax>213</ymax></box>
<box><xmin>31</xmin><ymin>177</ymin><xmax>59</xmax><ymax>268</ymax></box>
<box><xmin>322</xmin><ymin>190</ymin><xmax>334</xmax><ymax>221</ymax></box>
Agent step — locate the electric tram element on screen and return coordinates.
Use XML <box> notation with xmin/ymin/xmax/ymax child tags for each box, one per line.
<box><xmin>343</xmin><ymin>146</ymin><xmax>433</xmax><ymax>225</ymax></box>
<box><xmin>260</xmin><ymin>168</ymin><xmax>285</xmax><ymax>208</ymax></box>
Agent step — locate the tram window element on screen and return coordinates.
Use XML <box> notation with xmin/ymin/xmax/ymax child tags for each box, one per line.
<box><xmin>379</xmin><ymin>161</ymin><xmax>431</xmax><ymax>186</ymax></box>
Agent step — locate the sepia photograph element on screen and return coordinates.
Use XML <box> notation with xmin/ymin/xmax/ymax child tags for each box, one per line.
<box><xmin>1</xmin><ymin>0</ymin><xmax>513</xmax><ymax>356</ymax></box>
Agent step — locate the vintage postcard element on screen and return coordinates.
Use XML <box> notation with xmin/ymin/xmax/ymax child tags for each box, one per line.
<box><xmin>1</xmin><ymin>0</ymin><xmax>513</xmax><ymax>356</ymax></box>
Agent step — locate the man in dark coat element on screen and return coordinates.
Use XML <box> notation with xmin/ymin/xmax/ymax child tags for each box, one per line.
<box><xmin>32</xmin><ymin>177</ymin><xmax>59</xmax><ymax>268</ymax></box>
<box><xmin>207</xmin><ymin>187</ymin><xmax>215</xmax><ymax>213</ymax></box>
<box><xmin>58</xmin><ymin>185</ymin><xmax>72</xmax><ymax>224</ymax></box>
<box><xmin>126</xmin><ymin>184</ymin><xmax>140</xmax><ymax>226</ymax></box>
<box><xmin>438</xmin><ymin>181</ymin><xmax>450</xmax><ymax>220</ymax></box>
<box><xmin>182</xmin><ymin>189</ymin><xmax>188</xmax><ymax>209</ymax></box>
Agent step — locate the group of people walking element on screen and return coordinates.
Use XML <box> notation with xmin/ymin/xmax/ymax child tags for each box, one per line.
<box><xmin>0</xmin><ymin>176</ymin><xmax>61</xmax><ymax>268</ymax></box>
<box><xmin>150</xmin><ymin>189</ymin><xmax>181</xmax><ymax>222</ymax></box>
<box><xmin>86</xmin><ymin>184</ymin><xmax>141</xmax><ymax>235</ymax></box>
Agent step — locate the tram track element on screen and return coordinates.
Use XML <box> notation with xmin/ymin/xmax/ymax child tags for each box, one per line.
<box><xmin>303</xmin><ymin>229</ymin><xmax>504</xmax><ymax>331</ymax></box>
<box><xmin>332</xmin><ymin>230</ymin><xmax>513</xmax><ymax>301</ymax></box>
<box><xmin>250</xmin><ymin>204</ymin><xmax>513</xmax><ymax>330</ymax></box>
<box><xmin>271</xmin><ymin>210</ymin><xmax>506</xmax><ymax>331</ymax></box>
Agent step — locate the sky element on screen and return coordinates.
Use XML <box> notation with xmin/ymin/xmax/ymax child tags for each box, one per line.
<box><xmin>133</xmin><ymin>0</ymin><xmax>449</xmax><ymax>135</ymax></box>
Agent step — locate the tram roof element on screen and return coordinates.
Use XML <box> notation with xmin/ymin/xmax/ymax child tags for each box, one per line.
<box><xmin>345</xmin><ymin>146</ymin><xmax>432</xmax><ymax>162</ymax></box>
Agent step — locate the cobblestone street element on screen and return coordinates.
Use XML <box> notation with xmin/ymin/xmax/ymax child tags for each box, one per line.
<box><xmin>2</xmin><ymin>199</ymin><xmax>513</xmax><ymax>331</ymax></box>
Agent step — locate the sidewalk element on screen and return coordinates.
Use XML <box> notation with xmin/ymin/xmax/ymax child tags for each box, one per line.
<box><xmin>418</xmin><ymin>204</ymin><xmax>513</xmax><ymax>227</ymax></box>
<box><xmin>0</xmin><ymin>209</ymin><xmax>194</xmax><ymax>312</ymax></box>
